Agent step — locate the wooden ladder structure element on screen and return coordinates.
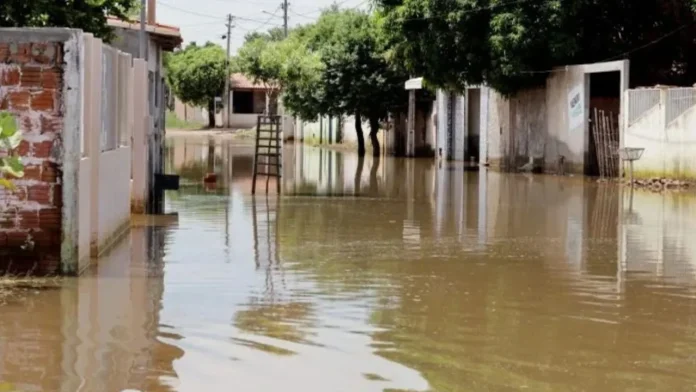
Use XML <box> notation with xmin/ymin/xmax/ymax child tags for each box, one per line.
<box><xmin>252</xmin><ymin>115</ymin><xmax>282</xmax><ymax>194</ymax></box>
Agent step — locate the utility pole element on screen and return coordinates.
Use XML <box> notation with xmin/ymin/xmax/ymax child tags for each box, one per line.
<box><xmin>139</xmin><ymin>0</ymin><xmax>147</xmax><ymax>59</ymax></box>
<box><xmin>224</xmin><ymin>14</ymin><xmax>233</xmax><ymax>128</ymax></box>
<box><xmin>282</xmin><ymin>0</ymin><xmax>289</xmax><ymax>37</ymax></box>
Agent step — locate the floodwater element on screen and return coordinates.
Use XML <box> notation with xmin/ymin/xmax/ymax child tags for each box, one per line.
<box><xmin>2</xmin><ymin>137</ymin><xmax>696</xmax><ymax>391</ymax></box>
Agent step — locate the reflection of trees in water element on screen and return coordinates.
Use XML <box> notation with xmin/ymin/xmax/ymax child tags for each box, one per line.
<box><xmin>234</xmin><ymin>299</ymin><xmax>315</xmax><ymax>345</ymax></box>
<box><xmin>239</xmin><ymin>198</ymin><xmax>317</xmax><ymax>347</ymax></box>
<box><xmin>276</xmin><ymin>172</ymin><xmax>696</xmax><ymax>390</ymax></box>
<box><xmin>0</xmin><ymin>226</ymin><xmax>185</xmax><ymax>392</ymax></box>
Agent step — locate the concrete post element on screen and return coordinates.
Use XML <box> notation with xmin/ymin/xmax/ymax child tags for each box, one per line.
<box><xmin>87</xmin><ymin>37</ymin><xmax>103</xmax><ymax>258</ymax></box>
<box><xmin>407</xmin><ymin>90</ymin><xmax>416</xmax><ymax>157</ymax></box>
<box><xmin>131</xmin><ymin>59</ymin><xmax>149</xmax><ymax>214</ymax></box>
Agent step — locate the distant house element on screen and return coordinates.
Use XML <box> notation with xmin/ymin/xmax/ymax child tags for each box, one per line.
<box><xmin>225</xmin><ymin>73</ymin><xmax>279</xmax><ymax>129</ymax></box>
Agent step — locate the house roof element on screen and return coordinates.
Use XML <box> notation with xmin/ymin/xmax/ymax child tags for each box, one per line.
<box><xmin>231</xmin><ymin>73</ymin><xmax>271</xmax><ymax>90</ymax></box>
<box><xmin>107</xmin><ymin>17</ymin><xmax>183</xmax><ymax>51</ymax></box>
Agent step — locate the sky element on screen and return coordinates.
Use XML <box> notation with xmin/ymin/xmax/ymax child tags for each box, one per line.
<box><xmin>155</xmin><ymin>0</ymin><xmax>370</xmax><ymax>53</ymax></box>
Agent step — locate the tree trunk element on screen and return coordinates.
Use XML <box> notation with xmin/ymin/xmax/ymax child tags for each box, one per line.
<box><xmin>354</xmin><ymin>155</ymin><xmax>365</xmax><ymax>195</ymax></box>
<box><xmin>355</xmin><ymin>112</ymin><xmax>366</xmax><ymax>157</ymax></box>
<box><xmin>207</xmin><ymin>99</ymin><xmax>216</xmax><ymax>128</ymax></box>
<box><xmin>369</xmin><ymin>115</ymin><xmax>380</xmax><ymax>157</ymax></box>
<box><xmin>369</xmin><ymin>154</ymin><xmax>381</xmax><ymax>195</ymax></box>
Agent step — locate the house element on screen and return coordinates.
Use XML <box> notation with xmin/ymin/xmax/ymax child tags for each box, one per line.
<box><xmin>224</xmin><ymin>73</ymin><xmax>278</xmax><ymax>129</ymax></box>
<box><xmin>435</xmin><ymin>60</ymin><xmax>630</xmax><ymax>176</ymax></box>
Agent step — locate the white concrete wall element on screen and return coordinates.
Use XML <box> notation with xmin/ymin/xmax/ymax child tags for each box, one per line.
<box><xmin>78</xmin><ymin>158</ymin><xmax>91</xmax><ymax>271</ymax></box>
<box><xmin>97</xmin><ymin>147</ymin><xmax>132</xmax><ymax>250</ymax></box>
<box><xmin>437</xmin><ymin>60</ymin><xmax>628</xmax><ymax>173</ymax></box>
<box><xmin>81</xmin><ymin>34</ymin><xmax>142</xmax><ymax>259</ymax></box>
<box><xmin>624</xmin><ymin>88</ymin><xmax>696</xmax><ymax>179</ymax></box>
<box><xmin>229</xmin><ymin>113</ymin><xmax>258</xmax><ymax>130</ymax></box>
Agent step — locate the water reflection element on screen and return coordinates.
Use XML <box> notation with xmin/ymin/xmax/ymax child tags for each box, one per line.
<box><xmin>2</xmin><ymin>138</ymin><xmax>696</xmax><ymax>391</ymax></box>
<box><xmin>0</xmin><ymin>224</ymin><xmax>181</xmax><ymax>392</ymax></box>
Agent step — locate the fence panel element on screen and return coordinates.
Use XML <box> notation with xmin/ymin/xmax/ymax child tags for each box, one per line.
<box><xmin>666</xmin><ymin>88</ymin><xmax>696</xmax><ymax>125</ymax></box>
<box><xmin>101</xmin><ymin>46</ymin><xmax>118</xmax><ymax>151</ymax></box>
<box><xmin>627</xmin><ymin>88</ymin><xmax>660</xmax><ymax>126</ymax></box>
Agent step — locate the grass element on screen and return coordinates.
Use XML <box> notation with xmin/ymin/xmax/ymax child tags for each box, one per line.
<box><xmin>165</xmin><ymin>111</ymin><xmax>206</xmax><ymax>130</ymax></box>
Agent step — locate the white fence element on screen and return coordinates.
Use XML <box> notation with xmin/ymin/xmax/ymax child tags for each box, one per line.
<box><xmin>78</xmin><ymin>34</ymin><xmax>149</xmax><ymax>269</ymax></box>
<box><xmin>624</xmin><ymin>87</ymin><xmax>696</xmax><ymax>179</ymax></box>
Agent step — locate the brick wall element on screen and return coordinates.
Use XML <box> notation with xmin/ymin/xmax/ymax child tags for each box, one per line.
<box><xmin>0</xmin><ymin>42</ymin><xmax>64</xmax><ymax>274</ymax></box>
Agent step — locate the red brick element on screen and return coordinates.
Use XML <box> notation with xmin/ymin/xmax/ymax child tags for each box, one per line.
<box><xmin>41</xmin><ymin>162</ymin><xmax>59</xmax><ymax>182</ymax></box>
<box><xmin>9</xmin><ymin>43</ymin><xmax>32</xmax><ymax>64</ymax></box>
<box><xmin>0</xmin><ymin>43</ymin><xmax>9</xmax><ymax>62</ymax></box>
<box><xmin>40</xmin><ymin>114</ymin><xmax>62</xmax><ymax>134</ymax></box>
<box><xmin>43</xmin><ymin>68</ymin><xmax>62</xmax><ymax>90</ymax></box>
<box><xmin>13</xmin><ymin>187</ymin><xmax>28</xmax><ymax>201</ymax></box>
<box><xmin>19</xmin><ymin>210</ymin><xmax>40</xmax><ymax>229</ymax></box>
<box><xmin>0</xmin><ymin>217</ymin><xmax>16</xmax><ymax>229</ymax></box>
<box><xmin>52</xmin><ymin>184</ymin><xmax>63</xmax><ymax>207</ymax></box>
<box><xmin>31</xmin><ymin>89</ymin><xmax>56</xmax><ymax>112</ymax></box>
<box><xmin>0</xmin><ymin>68</ymin><xmax>20</xmax><ymax>86</ymax></box>
<box><xmin>6</xmin><ymin>231</ymin><xmax>30</xmax><ymax>247</ymax></box>
<box><xmin>15</xmin><ymin>140</ymin><xmax>31</xmax><ymax>156</ymax></box>
<box><xmin>32</xmin><ymin>229</ymin><xmax>61</xmax><ymax>248</ymax></box>
<box><xmin>1</xmin><ymin>187</ymin><xmax>28</xmax><ymax>202</ymax></box>
<box><xmin>20</xmin><ymin>66</ymin><xmax>42</xmax><ymax>88</ymax></box>
<box><xmin>27</xmin><ymin>185</ymin><xmax>51</xmax><ymax>204</ymax></box>
<box><xmin>23</xmin><ymin>165</ymin><xmax>42</xmax><ymax>181</ymax></box>
<box><xmin>31</xmin><ymin>43</ymin><xmax>58</xmax><ymax>65</ymax></box>
<box><xmin>39</xmin><ymin>208</ymin><xmax>61</xmax><ymax>228</ymax></box>
<box><xmin>5</xmin><ymin>90</ymin><xmax>30</xmax><ymax>110</ymax></box>
<box><xmin>33</xmin><ymin>141</ymin><xmax>54</xmax><ymax>159</ymax></box>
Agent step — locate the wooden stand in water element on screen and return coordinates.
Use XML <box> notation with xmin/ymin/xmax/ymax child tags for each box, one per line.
<box><xmin>591</xmin><ymin>108</ymin><xmax>620</xmax><ymax>178</ymax></box>
<box><xmin>252</xmin><ymin>115</ymin><xmax>283</xmax><ymax>195</ymax></box>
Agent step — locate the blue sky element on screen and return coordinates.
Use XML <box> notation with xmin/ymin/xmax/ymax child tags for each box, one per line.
<box><xmin>156</xmin><ymin>0</ymin><xmax>370</xmax><ymax>53</ymax></box>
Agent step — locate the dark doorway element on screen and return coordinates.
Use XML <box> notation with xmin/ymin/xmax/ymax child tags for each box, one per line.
<box><xmin>466</xmin><ymin>88</ymin><xmax>481</xmax><ymax>163</ymax></box>
<box><xmin>233</xmin><ymin>90</ymin><xmax>254</xmax><ymax>114</ymax></box>
<box><xmin>587</xmin><ymin>71</ymin><xmax>621</xmax><ymax>177</ymax></box>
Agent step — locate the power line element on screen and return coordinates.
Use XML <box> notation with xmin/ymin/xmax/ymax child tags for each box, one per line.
<box><xmin>158</xmin><ymin>1</ymin><xmax>225</xmax><ymax>20</ymax></box>
<box><xmin>158</xmin><ymin>1</ymin><xmax>284</xmax><ymax>26</ymax></box>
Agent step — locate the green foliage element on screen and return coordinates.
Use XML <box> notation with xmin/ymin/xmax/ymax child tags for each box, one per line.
<box><xmin>165</xmin><ymin>111</ymin><xmax>204</xmax><ymax>130</ymax></box>
<box><xmin>236</xmin><ymin>38</ymin><xmax>284</xmax><ymax>92</ymax></box>
<box><xmin>377</xmin><ymin>0</ymin><xmax>696</xmax><ymax>94</ymax></box>
<box><xmin>236</xmin><ymin>9</ymin><xmax>409</xmax><ymax>155</ymax></box>
<box><xmin>0</xmin><ymin>0</ymin><xmax>138</xmax><ymax>41</ymax></box>
<box><xmin>0</xmin><ymin>113</ymin><xmax>24</xmax><ymax>191</ymax></box>
<box><xmin>167</xmin><ymin>42</ymin><xmax>227</xmax><ymax>127</ymax></box>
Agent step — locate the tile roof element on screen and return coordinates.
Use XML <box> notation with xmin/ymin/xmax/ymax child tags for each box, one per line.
<box><xmin>231</xmin><ymin>73</ymin><xmax>271</xmax><ymax>90</ymax></box>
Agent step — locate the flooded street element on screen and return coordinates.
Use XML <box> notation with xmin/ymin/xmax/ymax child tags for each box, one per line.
<box><xmin>2</xmin><ymin>137</ymin><xmax>696</xmax><ymax>391</ymax></box>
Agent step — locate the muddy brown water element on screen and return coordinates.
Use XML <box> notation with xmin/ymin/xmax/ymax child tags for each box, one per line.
<box><xmin>2</xmin><ymin>138</ymin><xmax>696</xmax><ymax>391</ymax></box>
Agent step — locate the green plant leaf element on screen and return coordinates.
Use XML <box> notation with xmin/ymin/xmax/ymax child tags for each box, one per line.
<box><xmin>0</xmin><ymin>178</ymin><xmax>15</xmax><ymax>191</ymax></box>
<box><xmin>0</xmin><ymin>156</ymin><xmax>24</xmax><ymax>178</ymax></box>
<box><xmin>0</xmin><ymin>112</ymin><xmax>17</xmax><ymax>138</ymax></box>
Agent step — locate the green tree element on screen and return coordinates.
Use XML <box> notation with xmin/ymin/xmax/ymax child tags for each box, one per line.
<box><xmin>167</xmin><ymin>42</ymin><xmax>227</xmax><ymax>128</ymax></box>
<box><xmin>0</xmin><ymin>0</ymin><xmax>137</xmax><ymax>42</ymax></box>
<box><xmin>377</xmin><ymin>0</ymin><xmax>696</xmax><ymax>94</ymax></box>
<box><xmin>0</xmin><ymin>113</ymin><xmax>24</xmax><ymax>190</ymax></box>
<box><xmin>312</xmin><ymin>10</ymin><xmax>408</xmax><ymax>156</ymax></box>
<box><xmin>236</xmin><ymin>38</ymin><xmax>285</xmax><ymax>114</ymax></box>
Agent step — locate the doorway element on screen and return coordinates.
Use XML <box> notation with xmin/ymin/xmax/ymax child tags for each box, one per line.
<box><xmin>587</xmin><ymin>72</ymin><xmax>621</xmax><ymax>177</ymax></box>
<box><xmin>466</xmin><ymin>88</ymin><xmax>481</xmax><ymax>163</ymax></box>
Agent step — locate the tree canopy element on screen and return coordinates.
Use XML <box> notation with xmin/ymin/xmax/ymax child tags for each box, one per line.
<box><xmin>236</xmin><ymin>9</ymin><xmax>408</xmax><ymax>156</ymax></box>
<box><xmin>167</xmin><ymin>42</ymin><xmax>227</xmax><ymax>128</ymax></box>
<box><xmin>0</xmin><ymin>0</ymin><xmax>138</xmax><ymax>41</ymax></box>
<box><xmin>377</xmin><ymin>0</ymin><xmax>696</xmax><ymax>94</ymax></box>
